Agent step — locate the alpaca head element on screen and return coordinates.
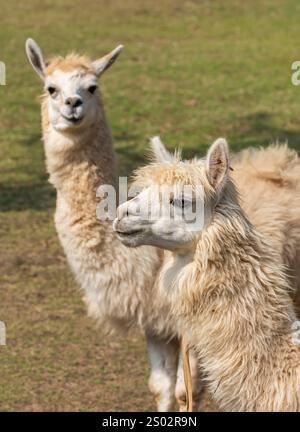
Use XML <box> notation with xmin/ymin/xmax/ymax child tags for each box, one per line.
<box><xmin>114</xmin><ymin>137</ymin><xmax>232</xmax><ymax>251</ymax></box>
<box><xmin>25</xmin><ymin>38</ymin><xmax>123</xmax><ymax>133</ymax></box>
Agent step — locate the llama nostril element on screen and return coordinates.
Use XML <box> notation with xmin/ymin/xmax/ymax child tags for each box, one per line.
<box><xmin>65</xmin><ymin>97</ymin><xmax>83</xmax><ymax>108</ymax></box>
<box><xmin>73</xmin><ymin>98</ymin><xmax>83</xmax><ymax>108</ymax></box>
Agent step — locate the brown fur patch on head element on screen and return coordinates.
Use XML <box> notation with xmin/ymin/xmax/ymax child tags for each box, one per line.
<box><xmin>45</xmin><ymin>53</ymin><xmax>95</xmax><ymax>76</ymax></box>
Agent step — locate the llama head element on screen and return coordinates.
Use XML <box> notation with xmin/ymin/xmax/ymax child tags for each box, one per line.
<box><xmin>25</xmin><ymin>38</ymin><xmax>123</xmax><ymax>133</ymax></box>
<box><xmin>113</xmin><ymin>137</ymin><xmax>231</xmax><ymax>251</ymax></box>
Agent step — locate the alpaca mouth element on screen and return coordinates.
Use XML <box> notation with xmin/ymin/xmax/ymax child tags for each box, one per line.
<box><xmin>61</xmin><ymin>114</ymin><xmax>83</xmax><ymax>124</ymax></box>
<box><xmin>116</xmin><ymin>229</ymin><xmax>143</xmax><ymax>237</ymax></box>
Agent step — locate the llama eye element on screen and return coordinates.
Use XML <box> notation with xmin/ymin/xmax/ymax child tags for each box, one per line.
<box><xmin>47</xmin><ymin>86</ymin><xmax>56</xmax><ymax>95</ymax></box>
<box><xmin>173</xmin><ymin>198</ymin><xmax>191</xmax><ymax>209</ymax></box>
<box><xmin>178</xmin><ymin>199</ymin><xmax>185</xmax><ymax>209</ymax></box>
<box><xmin>88</xmin><ymin>85</ymin><xmax>97</xmax><ymax>94</ymax></box>
<box><xmin>172</xmin><ymin>198</ymin><xmax>184</xmax><ymax>208</ymax></box>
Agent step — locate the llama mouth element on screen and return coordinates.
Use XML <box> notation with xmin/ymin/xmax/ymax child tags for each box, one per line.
<box><xmin>116</xmin><ymin>229</ymin><xmax>143</xmax><ymax>237</ymax></box>
<box><xmin>61</xmin><ymin>114</ymin><xmax>83</xmax><ymax>124</ymax></box>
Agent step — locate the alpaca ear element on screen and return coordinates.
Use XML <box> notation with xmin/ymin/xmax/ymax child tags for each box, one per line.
<box><xmin>206</xmin><ymin>138</ymin><xmax>230</xmax><ymax>191</ymax></box>
<box><xmin>92</xmin><ymin>45</ymin><xmax>124</xmax><ymax>77</ymax></box>
<box><xmin>150</xmin><ymin>136</ymin><xmax>174</xmax><ymax>163</ymax></box>
<box><xmin>25</xmin><ymin>38</ymin><xmax>46</xmax><ymax>81</ymax></box>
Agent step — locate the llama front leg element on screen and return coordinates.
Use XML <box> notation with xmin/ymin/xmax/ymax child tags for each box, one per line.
<box><xmin>175</xmin><ymin>347</ymin><xmax>203</xmax><ymax>412</ymax></box>
<box><xmin>146</xmin><ymin>333</ymin><xmax>179</xmax><ymax>412</ymax></box>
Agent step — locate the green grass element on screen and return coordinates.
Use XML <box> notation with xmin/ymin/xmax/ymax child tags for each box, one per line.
<box><xmin>0</xmin><ymin>0</ymin><xmax>299</xmax><ymax>411</ymax></box>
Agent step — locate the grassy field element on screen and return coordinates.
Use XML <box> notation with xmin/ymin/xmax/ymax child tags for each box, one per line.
<box><xmin>0</xmin><ymin>0</ymin><xmax>300</xmax><ymax>411</ymax></box>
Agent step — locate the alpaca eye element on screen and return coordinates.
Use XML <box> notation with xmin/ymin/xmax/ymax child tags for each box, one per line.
<box><xmin>170</xmin><ymin>198</ymin><xmax>184</xmax><ymax>208</ymax></box>
<box><xmin>47</xmin><ymin>86</ymin><xmax>56</xmax><ymax>95</ymax></box>
<box><xmin>88</xmin><ymin>85</ymin><xmax>97</xmax><ymax>94</ymax></box>
<box><xmin>172</xmin><ymin>198</ymin><xmax>191</xmax><ymax>209</ymax></box>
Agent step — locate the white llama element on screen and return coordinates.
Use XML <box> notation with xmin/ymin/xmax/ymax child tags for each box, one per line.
<box><xmin>115</xmin><ymin>137</ymin><xmax>300</xmax><ymax>411</ymax></box>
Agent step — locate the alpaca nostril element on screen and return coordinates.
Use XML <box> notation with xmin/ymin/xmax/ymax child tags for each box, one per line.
<box><xmin>65</xmin><ymin>97</ymin><xmax>83</xmax><ymax>108</ymax></box>
<box><xmin>73</xmin><ymin>98</ymin><xmax>83</xmax><ymax>108</ymax></box>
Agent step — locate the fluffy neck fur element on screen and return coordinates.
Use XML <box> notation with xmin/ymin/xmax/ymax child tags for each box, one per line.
<box><xmin>40</xmin><ymin>94</ymin><xmax>164</xmax><ymax>334</ymax></box>
<box><xmin>164</xmin><ymin>183</ymin><xmax>299</xmax><ymax>411</ymax></box>
<box><xmin>41</xmin><ymin>95</ymin><xmax>117</xmax><ymax>198</ymax></box>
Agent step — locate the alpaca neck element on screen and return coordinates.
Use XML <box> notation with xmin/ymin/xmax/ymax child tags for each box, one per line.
<box><xmin>42</xmin><ymin>99</ymin><xmax>117</xmax><ymax>196</ymax></box>
<box><xmin>173</xmin><ymin>198</ymin><xmax>297</xmax><ymax>410</ymax></box>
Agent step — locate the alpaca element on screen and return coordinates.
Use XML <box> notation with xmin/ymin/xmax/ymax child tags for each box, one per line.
<box><xmin>114</xmin><ymin>138</ymin><xmax>300</xmax><ymax>411</ymax></box>
<box><xmin>25</xmin><ymin>38</ymin><xmax>203</xmax><ymax>411</ymax></box>
<box><xmin>230</xmin><ymin>145</ymin><xmax>300</xmax><ymax>311</ymax></box>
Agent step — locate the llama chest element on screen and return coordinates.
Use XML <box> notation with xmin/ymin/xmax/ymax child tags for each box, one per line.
<box><xmin>161</xmin><ymin>252</ymin><xmax>193</xmax><ymax>293</ymax></box>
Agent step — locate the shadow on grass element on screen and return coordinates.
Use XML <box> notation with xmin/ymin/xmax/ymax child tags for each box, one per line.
<box><xmin>22</xmin><ymin>133</ymin><xmax>43</xmax><ymax>147</ymax></box>
<box><xmin>230</xmin><ymin>112</ymin><xmax>300</xmax><ymax>152</ymax></box>
<box><xmin>0</xmin><ymin>183</ymin><xmax>55</xmax><ymax>212</ymax></box>
<box><xmin>181</xmin><ymin>112</ymin><xmax>300</xmax><ymax>159</ymax></box>
<box><xmin>114</xmin><ymin>133</ymin><xmax>147</xmax><ymax>176</ymax></box>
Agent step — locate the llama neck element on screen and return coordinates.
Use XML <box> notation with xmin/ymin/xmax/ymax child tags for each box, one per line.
<box><xmin>42</xmin><ymin>100</ymin><xmax>117</xmax><ymax>203</ymax></box>
<box><xmin>173</xmin><ymin>201</ymin><xmax>297</xmax><ymax>410</ymax></box>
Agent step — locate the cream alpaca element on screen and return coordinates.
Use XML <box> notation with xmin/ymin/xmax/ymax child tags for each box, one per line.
<box><xmin>115</xmin><ymin>138</ymin><xmax>300</xmax><ymax>411</ymax></box>
<box><xmin>25</xmin><ymin>38</ymin><xmax>206</xmax><ymax>411</ymax></box>
<box><xmin>230</xmin><ymin>145</ymin><xmax>300</xmax><ymax>309</ymax></box>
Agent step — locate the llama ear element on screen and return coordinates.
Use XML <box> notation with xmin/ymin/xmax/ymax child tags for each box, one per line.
<box><xmin>92</xmin><ymin>45</ymin><xmax>124</xmax><ymax>77</ymax></box>
<box><xmin>150</xmin><ymin>136</ymin><xmax>174</xmax><ymax>163</ymax></box>
<box><xmin>25</xmin><ymin>38</ymin><xmax>46</xmax><ymax>81</ymax></box>
<box><xmin>206</xmin><ymin>138</ymin><xmax>230</xmax><ymax>191</ymax></box>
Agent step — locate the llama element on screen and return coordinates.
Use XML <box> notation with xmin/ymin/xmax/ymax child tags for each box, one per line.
<box><xmin>114</xmin><ymin>138</ymin><xmax>300</xmax><ymax>411</ymax></box>
<box><xmin>230</xmin><ymin>145</ymin><xmax>300</xmax><ymax>310</ymax></box>
<box><xmin>25</xmin><ymin>38</ymin><xmax>202</xmax><ymax>411</ymax></box>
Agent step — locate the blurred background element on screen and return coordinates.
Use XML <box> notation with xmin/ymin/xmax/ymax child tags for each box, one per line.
<box><xmin>0</xmin><ymin>0</ymin><xmax>299</xmax><ymax>411</ymax></box>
